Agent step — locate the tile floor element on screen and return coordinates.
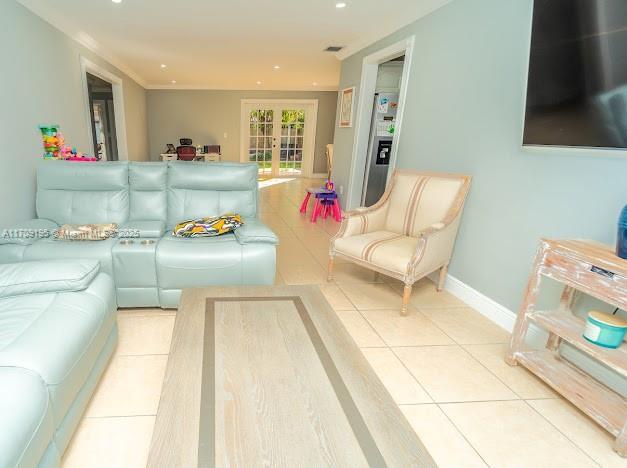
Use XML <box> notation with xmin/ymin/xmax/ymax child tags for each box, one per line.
<box><xmin>62</xmin><ymin>178</ymin><xmax>625</xmax><ymax>467</ymax></box>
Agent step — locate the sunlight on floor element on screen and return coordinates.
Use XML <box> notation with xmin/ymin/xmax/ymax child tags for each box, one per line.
<box><xmin>258</xmin><ymin>177</ymin><xmax>295</xmax><ymax>188</ymax></box>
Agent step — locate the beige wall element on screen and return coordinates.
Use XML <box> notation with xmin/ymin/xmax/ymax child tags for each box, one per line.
<box><xmin>0</xmin><ymin>1</ymin><xmax>148</xmax><ymax>225</ymax></box>
<box><xmin>146</xmin><ymin>90</ymin><xmax>337</xmax><ymax>173</ymax></box>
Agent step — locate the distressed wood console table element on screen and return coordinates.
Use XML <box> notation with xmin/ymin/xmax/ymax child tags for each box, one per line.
<box><xmin>506</xmin><ymin>239</ymin><xmax>627</xmax><ymax>457</ymax></box>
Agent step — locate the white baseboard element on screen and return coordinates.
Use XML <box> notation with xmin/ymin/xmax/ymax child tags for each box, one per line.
<box><xmin>442</xmin><ymin>274</ymin><xmax>517</xmax><ymax>332</ymax></box>
<box><xmin>437</xmin><ymin>274</ymin><xmax>627</xmax><ymax>395</ymax></box>
<box><xmin>434</xmin><ymin>273</ymin><xmax>546</xmax><ymax>345</ymax></box>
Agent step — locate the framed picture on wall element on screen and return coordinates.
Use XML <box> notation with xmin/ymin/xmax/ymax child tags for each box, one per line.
<box><xmin>339</xmin><ymin>87</ymin><xmax>355</xmax><ymax>128</ymax></box>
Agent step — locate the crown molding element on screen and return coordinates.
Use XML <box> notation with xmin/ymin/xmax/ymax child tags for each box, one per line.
<box><xmin>18</xmin><ymin>0</ymin><xmax>147</xmax><ymax>88</ymax></box>
<box><xmin>335</xmin><ymin>0</ymin><xmax>452</xmax><ymax>60</ymax></box>
<box><xmin>144</xmin><ymin>84</ymin><xmax>339</xmax><ymax>92</ymax></box>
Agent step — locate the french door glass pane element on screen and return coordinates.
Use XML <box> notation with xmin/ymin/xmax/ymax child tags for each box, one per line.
<box><xmin>249</xmin><ymin>108</ymin><xmax>273</xmax><ymax>174</ymax></box>
<box><xmin>278</xmin><ymin>109</ymin><xmax>305</xmax><ymax>175</ymax></box>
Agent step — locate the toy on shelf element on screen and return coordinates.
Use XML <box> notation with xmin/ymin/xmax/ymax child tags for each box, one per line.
<box><xmin>39</xmin><ymin>125</ymin><xmax>61</xmax><ymax>159</ymax></box>
<box><xmin>38</xmin><ymin>125</ymin><xmax>98</xmax><ymax>162</ymax></box>
<box><xmin>299</xmin><ymin>180</ymin><xmax>342</xmax><ymax>223</ymax></box>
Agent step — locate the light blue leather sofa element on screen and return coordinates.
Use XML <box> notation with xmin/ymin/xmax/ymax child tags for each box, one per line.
<box><xmin>0</xmin><ymin>161</ymin><xmax>278</xmax><ymax>308</ymax></box>
<box><xmin>0</xmin><ymin>259</ymin><xmax>117</xmax><ymax>467</ymax></box>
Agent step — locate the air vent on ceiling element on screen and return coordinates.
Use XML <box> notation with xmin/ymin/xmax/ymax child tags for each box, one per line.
<box><xmin>324</xmin><ymin>46</ymin><xmax>344</xmax><ymax>52</ymax></box>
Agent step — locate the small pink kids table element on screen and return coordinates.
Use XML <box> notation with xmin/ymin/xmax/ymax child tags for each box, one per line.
<box><xmin>299</xmin><ymin>187</ymin><xmax>342</xmax><ymax>223</ymax></box>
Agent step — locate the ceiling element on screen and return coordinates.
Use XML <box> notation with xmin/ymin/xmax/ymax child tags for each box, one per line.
<box><xmin>19</xmin><ymin>0</ymin><xmax>451</xmax><ymax>90</ymax></box>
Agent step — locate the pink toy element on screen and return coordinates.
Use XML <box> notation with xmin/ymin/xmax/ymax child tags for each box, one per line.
<box><xmin>38</xmin><ymin>125</ymin><xmax>96</xmax><ymax>161</ymax></box>
<box><xmin>299</xmin><ymin>181</ymin><xmax>341</xmax><ymax>223</ymax></box>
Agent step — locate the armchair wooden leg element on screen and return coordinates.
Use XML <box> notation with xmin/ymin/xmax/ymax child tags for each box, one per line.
<box><xmin>327</xmin><ymin>257</ymin><xmax>334</xmax><ymax>282</ymax></box>
<box><xmin>401</xmin><ymin>284</ymin><xmax>412</xmax><ymax>316</ymax></box>
<box><xmin>437</xmin><ymin>264</ymin><xmax>449</xmax><ymax>292</ymax></box>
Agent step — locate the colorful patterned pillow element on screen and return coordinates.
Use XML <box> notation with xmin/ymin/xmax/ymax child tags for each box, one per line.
<box><xmin>172</xmin><ymin>214</ymin><xmax>244</xmax><ymax>238</ymax></box>
<box><xmin>56</xmin><ymin>223</ymin><xmax>118</xmax><ymax>241</ymax></box>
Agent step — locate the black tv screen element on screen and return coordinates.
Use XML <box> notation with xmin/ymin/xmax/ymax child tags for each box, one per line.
<box><xmin>523</xmin><ymin>0</ymin><xmax>627</xmax><ymax>149</ymax></box>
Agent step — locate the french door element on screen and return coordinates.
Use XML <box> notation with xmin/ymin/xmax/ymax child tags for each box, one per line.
<box><xmin>241</xmin><ymin>100</ymin><xmax>318</xmax><ymax>177</ymax></box>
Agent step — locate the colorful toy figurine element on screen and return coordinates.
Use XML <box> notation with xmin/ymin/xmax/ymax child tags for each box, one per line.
<box><xmin>38</xmin><ymin>125</ymin><xmax>61</xmax><ymax>158</ymax></box>
<box><xmin>38</xmin><ymin>125</ymin><xmax>97</xmax><ymax>161</ymax></box>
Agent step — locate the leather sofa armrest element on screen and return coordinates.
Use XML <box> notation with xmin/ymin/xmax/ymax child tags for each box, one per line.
<box><xmin>119</xmin><ymin>220</ymin><xmax>166</xmax><ymax>238</ymax></box>
<box><xmin>0</xmin><ymin>259</ymin><xmax>100</xmax><ymax>299</ymax></box>
<box><xmin>0</xmin><ymin>219</ymin><xmax>58</xmax><ymax>246</ymax></box>
<box><xmin>233</xmin><ymin>219</ymin><xmax>278</xmax><ymax>245</ymax></box>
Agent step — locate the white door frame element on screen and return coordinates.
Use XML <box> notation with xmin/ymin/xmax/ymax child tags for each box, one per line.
<box><xmin>240</xmin><ymin>99</ymin><xmax>318</xmax><ymax>177</ymax></box>
<box><xmin>80</xmin><ymin>56</ymin><xmax>129</xmax><ymax>160</ymax></box>
<box><xmin>345</xmin><ymin>36</ymin><xmax>415</xmax><ymax>209</ymax></box>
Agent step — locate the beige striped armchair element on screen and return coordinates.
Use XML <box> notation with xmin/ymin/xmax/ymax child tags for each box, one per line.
<box><xmin>328</xmin><ymin>170</ymin><xmax>471</xmax><ymax>315</ymax></box>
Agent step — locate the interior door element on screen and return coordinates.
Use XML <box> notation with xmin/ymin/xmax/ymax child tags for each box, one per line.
<box><xmin>242</xmin><ymin>101</ymin><xmax>317</xmax><ymax>177</ymax></box>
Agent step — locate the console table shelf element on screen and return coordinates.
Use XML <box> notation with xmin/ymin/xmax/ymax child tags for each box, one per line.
<box><xmin>512</xmin><ymin>348</ymin><xmax>627</xmax><ymax>438</ymax></box>
<box><xmin>526</xmin><ymin>310</ymin><xmax>627</xmax><ymax>377</ymax></box>
<box><xmin>507</xmin><ymin>239</ymin><xmax>627</xmax><ymax>457</ymax></box>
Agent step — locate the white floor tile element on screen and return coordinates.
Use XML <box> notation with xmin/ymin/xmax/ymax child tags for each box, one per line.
<box><xmin>441</xmin><ymin>400</ymin><xmax>598</xmax><ymax>468</ymax></box>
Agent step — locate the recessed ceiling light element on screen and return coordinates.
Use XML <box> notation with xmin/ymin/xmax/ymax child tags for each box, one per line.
<box><xmin>112</xmin><ymin>0</ymin><xmax>122</xmax><ymax>3</ymax></box>
<box><xmin>256</xmin><ymin>81</ymin><xmax>262</xmax><ymax>85</ymax></box>
<box><xmin>312</xmin><ymin>82</ymin><xmax>318</xmax><ymax>86</ymax></box>
<box><xmin>273</xmin><ymin>65</ymin><xmax>280</xmax><ymax>69</ymax></box>
<box><xmin>171</xmin><ymin>80</ymin><xmax>177</xmax><ymax>84</ymax></box>
<box><xmin>160</xmin><ymin>64</ymin><xmax>167</xmax><ymax>69</ymax></box>
<box><xmin>336</xmin><ymin>2</ymin><xmax>347</xmax><ymax>8</ymax></box>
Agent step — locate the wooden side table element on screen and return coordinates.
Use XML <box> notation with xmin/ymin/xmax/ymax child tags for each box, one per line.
<box><xmin>507</xmin><ymin>239</ymin><xmax>627</xmax><ymax>456</ymax></box>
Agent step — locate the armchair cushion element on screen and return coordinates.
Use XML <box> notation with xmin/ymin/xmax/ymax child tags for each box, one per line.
<box><xmin>0</xmin><ymin>259</ymin><xmax>99</xmax><ymax>299</ymax></box>
<box><xmin>334</xmin><ymin>231</ymin><xmax>420</xmax><ymax>275</ymax></box>
<box><xmin>233</xmin><ymin>219</ymin><xmax>278</xmax><ymax>245</ymax></box>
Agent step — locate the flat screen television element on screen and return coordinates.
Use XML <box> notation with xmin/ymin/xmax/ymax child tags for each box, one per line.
<box><xmin>523</xmin><ymin>0</ymin><xmax>627</xmax><ymax>150</ymax></box>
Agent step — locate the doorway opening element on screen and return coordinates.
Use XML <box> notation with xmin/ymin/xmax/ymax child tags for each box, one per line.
<box><xmin>361</xmin><ymin>56</ymin><xmax>405</xmax><ymax>206</ymax></box>
<box><xmin>345</xmin><ymin>36</ymin><xmax>414</xmax><ymax>209</ymax></box>
<box><xmin>240</xmin><ymin>99</ymin><xmax>318</xmax><ymax>178</ymax></box>
<box><xmin>80</xmin><ymin>57</ymin><xmax>129</xmax><ymax>161</ymax></box>
<box><xmin>86</xmin><ymin>73</ymin><xmax>118</xmax><ymax>161</ymax></box>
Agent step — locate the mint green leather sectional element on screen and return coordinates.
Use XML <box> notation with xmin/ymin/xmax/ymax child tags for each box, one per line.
<box><xmin>0</xmin><ymin>161</ymin><xmax>278</xmax><ymax>308</ymax></box>
<box><xmin>0</xmin><ymin>259</ymin><xmax>117</xmax><ymax>467</ymax></box>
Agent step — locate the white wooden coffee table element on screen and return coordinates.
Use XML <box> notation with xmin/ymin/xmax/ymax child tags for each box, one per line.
<box><xmin>148</xmin><ymin>285</ymin><xmax>435</xmax><ymax>467</ymax></box>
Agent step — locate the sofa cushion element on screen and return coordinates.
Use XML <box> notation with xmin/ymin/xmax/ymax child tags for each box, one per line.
<box><xmin>129</xmin><ymin>162</ymin><xmax>167</xmax><ymax>222</ymax></box>
<box><xmin>0</xmin><ymin>273</ymin><xmax>116</xmax><ymax>424</ymax></box>
<box><xmin>36</xmin><ymin>161</ymin><xmax>129</xmax><ymax>225</ymax></box>
<box><xmin>0</xmin><ymin>259</ymin><xmax>100</xmax><ymax>299</ymax></box>
<box><xmin>156</xmin><ymin>234</ymin><xmax>247</xmax><ymax>288</ymax></box>
<box><xmin>0</xmin><ymin>218</ymin><xmax>58</xmax><ymax>246</ymax></box>
<box><xmin>23</xmin><ymin>238</ymin><xmax>116</xmax><ymax>276</ymax></box>
<box><xmin>166</xmin><ymin>162</ymin><xmax>258</xmax><ymax>228</ymax></box>
<box><xmin>0</xmin><ymin>367</ymin><xmax>56</xmax><ymax>468</ymax></box>
<box><xmin>233</xmin><ymin>218</ymin><xmax>278</xmax><ymax>245</ymax></box>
